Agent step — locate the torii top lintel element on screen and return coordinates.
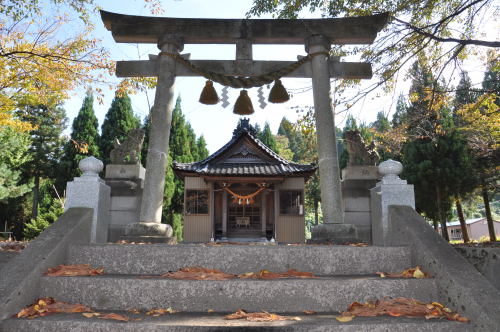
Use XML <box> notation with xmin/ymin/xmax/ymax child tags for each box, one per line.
<box><xmin>100</xmin><ymin>10</ymin><xmax>388</xmax><ymax>45</ymax></box>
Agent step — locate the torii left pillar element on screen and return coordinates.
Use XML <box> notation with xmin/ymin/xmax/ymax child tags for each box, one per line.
<box><xmin>124</xmin><ymin>35</ymin><xmax>183</xmax><ymax>242</ymax></box>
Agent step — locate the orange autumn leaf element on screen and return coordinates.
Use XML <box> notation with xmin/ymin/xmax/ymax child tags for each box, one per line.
<box><xmin>146</xmin><ymin>308</ymin><xmax>177</xmax><ymax>316</ymax></box>
<box><xmin>143</xmin><ymin>267</ymin><xmax>317</xmax><ymax>280</ymax></box>
<box><xmin>303</xmin><ymin>310</ymin><xmax>316</xmax><ymax>315</ymax></box>
<box><xmin>99</xmin><ymin>313</ymin><xmax>129</xmax><ymax>322</ymax></box>
<box><xmin>16</xmin><ymin>298</ymin><xmax>92</xmax><ymax>319</ymax></box>
<box><xmin>45</xmin><ymin>264</ymin><xmax>104</xmax><ymax>277</ymax></box>
<box><xmin>225</xmin><ymin>309</ymin><xmax>300</xmax><ymax>322</ymax></box>
<box><xmin>239</xmin><ymin>269</ymin><xmax>317</xmax><ymax>279</ymax></box>
<box><xmin>347</xmin><ymin>242</ymin><xmax>368</xmax><ymax>247</ymax></box>
<box><xmin>157</xmin><ymin>267</ymin><xmax>236</xmax><ymax>280</ymax></box>
<box><xmin>335</xmin><ymin>314</ymin><xmax>354</xmax><ymax>322</ymax></box>
<box><xmin>375</xmin><ymin>266</ymin><xmax>429</xmax><ymax>279</ymax></box>
<box><xmin>82</xmin><ymin>312</ymin><xmax>100</xmax><ymax>318</ymax></box>
<box><xmin>340</xmin><ymin>298</ymin><xmax>469</xmax><ymax>323</ymax></box>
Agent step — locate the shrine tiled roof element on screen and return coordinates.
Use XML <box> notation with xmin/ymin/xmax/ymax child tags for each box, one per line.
<box><xmin>173</xmin><ymin>119</ymin><xmax>316</xmax><ymax>177</ymax></box>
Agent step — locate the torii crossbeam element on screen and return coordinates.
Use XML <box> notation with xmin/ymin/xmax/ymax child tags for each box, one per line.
<box><xmin>100</xmin><ymin>10</ymin><xmax>388</xmax><ymax>242</ymax></box>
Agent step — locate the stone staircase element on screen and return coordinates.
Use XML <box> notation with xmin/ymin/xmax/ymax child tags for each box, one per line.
<box><xmin>2</xmin><ymin>243</ymin><xmax>470</xmax><ymax>331</ymax></box>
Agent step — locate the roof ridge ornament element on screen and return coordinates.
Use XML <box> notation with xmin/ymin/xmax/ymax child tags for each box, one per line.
<box><xmin>232</xmin><ymin>118</ymin><xmax>257</xmax><ymax>137</ymax></box>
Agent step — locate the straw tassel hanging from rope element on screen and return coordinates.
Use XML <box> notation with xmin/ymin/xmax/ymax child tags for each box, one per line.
<box><xmin>233</xmin><ymin>90</ymin><xmax>254</xmax><ymax>115</ymax></box>
<box><xmin>199</xmin><ymin>80</ymin><xmax>219</xmax><ymax>105</ymax></box>
<box><xmin>268</xmin><ymin>79</ymin><xmax>290</xmax><ymax>103</ymax></box>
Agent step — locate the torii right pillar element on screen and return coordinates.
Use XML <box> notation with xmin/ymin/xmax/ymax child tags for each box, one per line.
<box><xmin>306</xmin><ymin>35</ymin><xmax>358</xmax><ymax>243</ymax></box>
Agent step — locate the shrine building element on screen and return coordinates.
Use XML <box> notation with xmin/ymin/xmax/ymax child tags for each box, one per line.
<box><xmin>173</xmin><ymin>119</ymin><xmax>316</xmax><ymax>243</ymax></box>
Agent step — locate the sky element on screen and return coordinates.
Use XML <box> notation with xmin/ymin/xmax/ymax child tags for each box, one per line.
<box><xmin>62</xmin><ymin>0</ymin><xmax>495</xmax><ymax>153</ymax></box>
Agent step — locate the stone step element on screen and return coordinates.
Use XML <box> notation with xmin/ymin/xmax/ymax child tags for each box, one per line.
<box><xmin>67</xmin><ymin>244</ymin><xmax>411</xmax><ymax>275</ymax></box>
<box><xmin>2</xmin><ymin>311</ymin><xmax>470</xmax><ymax>332</ymax></box>
<box><xmin>39</xmin><ymin>275</ymin><xmax>437</xmax><ymax>312</ymax></box>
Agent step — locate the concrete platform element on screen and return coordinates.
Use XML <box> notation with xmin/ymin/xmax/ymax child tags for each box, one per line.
<box><xmin>2</xmin><ymin>311</ymin><xmax>470</xmax><ymax>332</ymax></box>
<box><xmin>39</xmin><ymin>275</ymin><xmax>437</xmax><ymax>312</ymax></box>
<box><xmin>67</xmin><ymin>243</ymin><xmax>412</xmax><ymax>275</ymax></box>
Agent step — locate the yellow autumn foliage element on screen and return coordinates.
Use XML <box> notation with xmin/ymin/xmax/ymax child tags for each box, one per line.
<box><xmin>0</xmin><ymin>15</ymin><xmax>112</xmax><ymax>131</ymax></box>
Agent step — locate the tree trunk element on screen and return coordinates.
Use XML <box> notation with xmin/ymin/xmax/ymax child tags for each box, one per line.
<box><xmin>481</xmin><ymin>182</ymin><xmax>496</xmax><ymax>242</ymax></box>
<box><xmin>31</xmin><ymin>174</ymin><xmax>40</xmax><ymax>219</ymax></box>
<box><xmin>436</xmin><ymin>186</ymin><xmax>450</xmax><ymax>241</ymax></box>
<box><xmin>432</xmin><ymin>219</ymin><xmax>439</xmax><ymax>230</ymax></box>
<box><xmin>454</xmin><ymin>194</ymin><xmax>469</xmax><ymax>243</ymax></box>
<box><xmin>314</xmin><ymin>199</ymin><xmax>319</xmax><ymax>225</ymax></box>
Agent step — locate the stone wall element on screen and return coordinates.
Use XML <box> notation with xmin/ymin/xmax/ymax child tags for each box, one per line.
<box><xmin>455</xmin><ymin>246</ymin><xmax>500</xmax><ymax>291</ymax></box>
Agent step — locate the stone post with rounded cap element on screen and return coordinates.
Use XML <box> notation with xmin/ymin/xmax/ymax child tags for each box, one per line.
<box><xmin>370</xmin><ymin>159</ymin><xmax>415</xmax><ymax>246</ymax></box>
<box><xmin>65</xmin><ymin>156</ymin><xmax>111</xmax><ymax>243</ymax></box>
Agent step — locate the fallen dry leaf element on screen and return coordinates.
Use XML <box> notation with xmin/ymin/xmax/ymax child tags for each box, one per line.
<box><xmin>82</xmin><ymin>312</ymin><xmax>100</xmax><ymax>318</ymax></box>
<box><xmin>337</xmin><ymin>297</ymin><xmax>469</xmax><ymax>323</ymax></box>
<box><xmin>45</xmin><ymin>264</ymin><xmax>104</xmax><ymax>277</ymax></box>
<box><xmin>144</xmin><ymin>267</ymin><xmax>317</xmax><ymax>281</ymax></box>
<box><xmin>238</xmin><ymin>269</ymin><xmax>317</xmax><ymax>279</ymax></box>
<box><xmin>346</xmin><ymin>242</ymin><xmax>368</xmax><ymax>247</ymax></box>
<box><xmin>207</xmin><ymin>309</ymin><xmax>215</xmax><ymax>313</ymax></box>
<box><xmin>146</xmin><ymin>308</ymin><xmax>177</xmax><ymax>316</ymax></box>
<box><xmin>99</xmin><ymin>313</ymin><xmax>129</xmax><ymax>322</ymax></box>
<box><xmin>335</xmin><ymin>314</ymin><xmax>354</xmax><ymax>322</ymax></box>
<box><xmin>127</xmin><ymin>309</ymin><xmax>141</xmax><ymax>314</ymax></box>
<box><xmin>225</xmin><ymin>309</ymin><xmax>299</xmax><ymax>322</ymax></box>
<box><xmin>115</xmin><ymin>240</ymin><xmax>153</xmax><ymax>245</ymax></box>
<box><xmin>157</xmin><ymin>267</ymin><xmax>236</xmax><ymax>280</ymax></box>
<box><xmin>375</xmin><ymin>266</ymin><xmax>430</xmax><ymax>279</ymax></box>
<box><xmin>16</xmin><ymin>298</ymin><xmax>92</xmax><ymax>319</ymax></box>
<box><xmin>303</xmin><ymin>310</ymin><xmax>316</xmax><ymax>315</ymax></box>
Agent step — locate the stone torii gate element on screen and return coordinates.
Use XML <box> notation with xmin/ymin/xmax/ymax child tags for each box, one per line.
<box><xmin>100</xmin><ymin>10</ymin><xmax>388</xmax><ymax>242</ymax></box>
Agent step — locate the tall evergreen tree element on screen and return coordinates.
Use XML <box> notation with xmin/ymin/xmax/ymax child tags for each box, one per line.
<box><xmin>17</xmin><ymin>104</ymin><xmax>67</xmax><ymax>219</ymax></box>
<box><xmin>277</xmin><ymin>117</ymin><xmax>302</xmax><ymax>162</ymax></box>
<box><xmin>0</xmin><ymin>127</ymin><xmax>31</xmax><ymax>202</ymax></box>
<box><xmin>58</xmin><ymin>91</ymin><xmax>100</xmax><ymax>189</ymax></box>
<box><xmin>186</xmin><ymin>123</ymin><xmax>199</xmax><ymax>161</ymax></box>
<box><xmin>163</xmin><ymin>97</ymin><xmax>201</xmax><ymax>240</ymax></box>
<box><xmin>371</xmin><ymin>111</ymin><xmax>391</xmax><ymax>133</ymax></box>
<box><xmin>451</xmin><ymin>71</ymin><xmax>478</xmax><ymax>242</ymax></box>
<box><xmin>196</xmin><ymin>135</ymin><xmax>209</xmax><ymax>160</ymax></box>
<box><xmin>100</xmin><ymin>92</ymin><xmax>140</xmax><ymax>164</ymax></box>
<box><xmin>403</xmin><ymin>129</ymin><xmax>474</xmax><ymax>241</ymax></box>
<box><xmin>141</xmin><ymin>114</ymin><xmax>151</xmax><ymax>166</ymax></box>
<box><xmin>258</xmin><ymin>122</ymin><xmax>278</xmax><ymax>153</ymax></box>
<box><xmin>392</xmin><ymin>94</ymin><xmax>408</xmax><ymax>128</ymax></box>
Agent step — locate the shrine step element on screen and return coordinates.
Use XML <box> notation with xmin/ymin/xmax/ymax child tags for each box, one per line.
<box><xmin>38</xmin><ymin>275</ymin><xmax>437</xmax><ymax>313</ymax></box>
<box><xmin>2</xmin><ymin>311</ymin><xmax>470</xmax><ymax>332</ymax></box>
<box><xmin>67</xmin><ymin>244</ymin><xmax>411</xmax><ymax>275</ymax></box>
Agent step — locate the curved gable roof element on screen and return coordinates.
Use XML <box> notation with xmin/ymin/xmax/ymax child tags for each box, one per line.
<box><xmin>173</xmin><ymin>119</ymin><xmax>316</xmax><ymax>177</ymax></box>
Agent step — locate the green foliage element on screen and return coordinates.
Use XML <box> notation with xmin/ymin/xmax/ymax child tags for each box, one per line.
<box><xmin>162</xmin><ymin>97</ymin><xmax>206</xmax><ymax>239</ymax></box>
<box><xmin>403</xmin><ymin>130</ymin><xmax>476</xmax><ymax>234</ymax></box>
<box><xmin>58</xmin><ymin>91</ymin><xmax>100</xmax><ymax>188</ymax></box>
<box><xmin>248</xmin><ymin>0</ymin><xmax>496</xmax><ymax>112</ymax></box>
<box><xmin>141</xmin><ymin>114</ymin><xmax>151</xmax><ymax>166</ymax></box>
<box><xmin>0</xmin><ymin>126</ymin><xmax>32</xmax><ymax>201</ymax></box>
<box><xmin>275</xmin><ymin>135</ymin><xmax>294</xmax><ymax>161</ymax></box>
<box><xmin>17</xmin><ymin>104</ymin><xmax>67</xmax><ymax>179</ymax></box>
<box><xmin>169</xmin><ymin>213</ymin><xmax>183</xmax><ymax>242</ymax></box>
<box><xmin>100</xmin><ymin>92</ymin><xmax>140</xmax><ymax>165</ymax></box>
<box><xmin>371</xmin><ymin>111</ymin><xmax>390</xmax><ymax>133</ymax></box>
<box><xmin>277</xmin><ymin>117</ymin><xmax>302</xmax><ymax>162</ymax></box>
<box><xmin>23</xmin><ymin>198</ymin><xmax>63</xmax><ymax>240</ymax></box>
<box><xmin>17</xmin><ymin>104</ymin><xmax>67</xmax><ymax>218</ymax></box>
<box><xmin>257</xmin><ymin>122</ymin><xmax>278</xmax><ymax>153</ymax></box>
<box><xmin>196</xmin><ymin>135</ymin><xmax>209</xmax><ymax>160</ymax></box>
